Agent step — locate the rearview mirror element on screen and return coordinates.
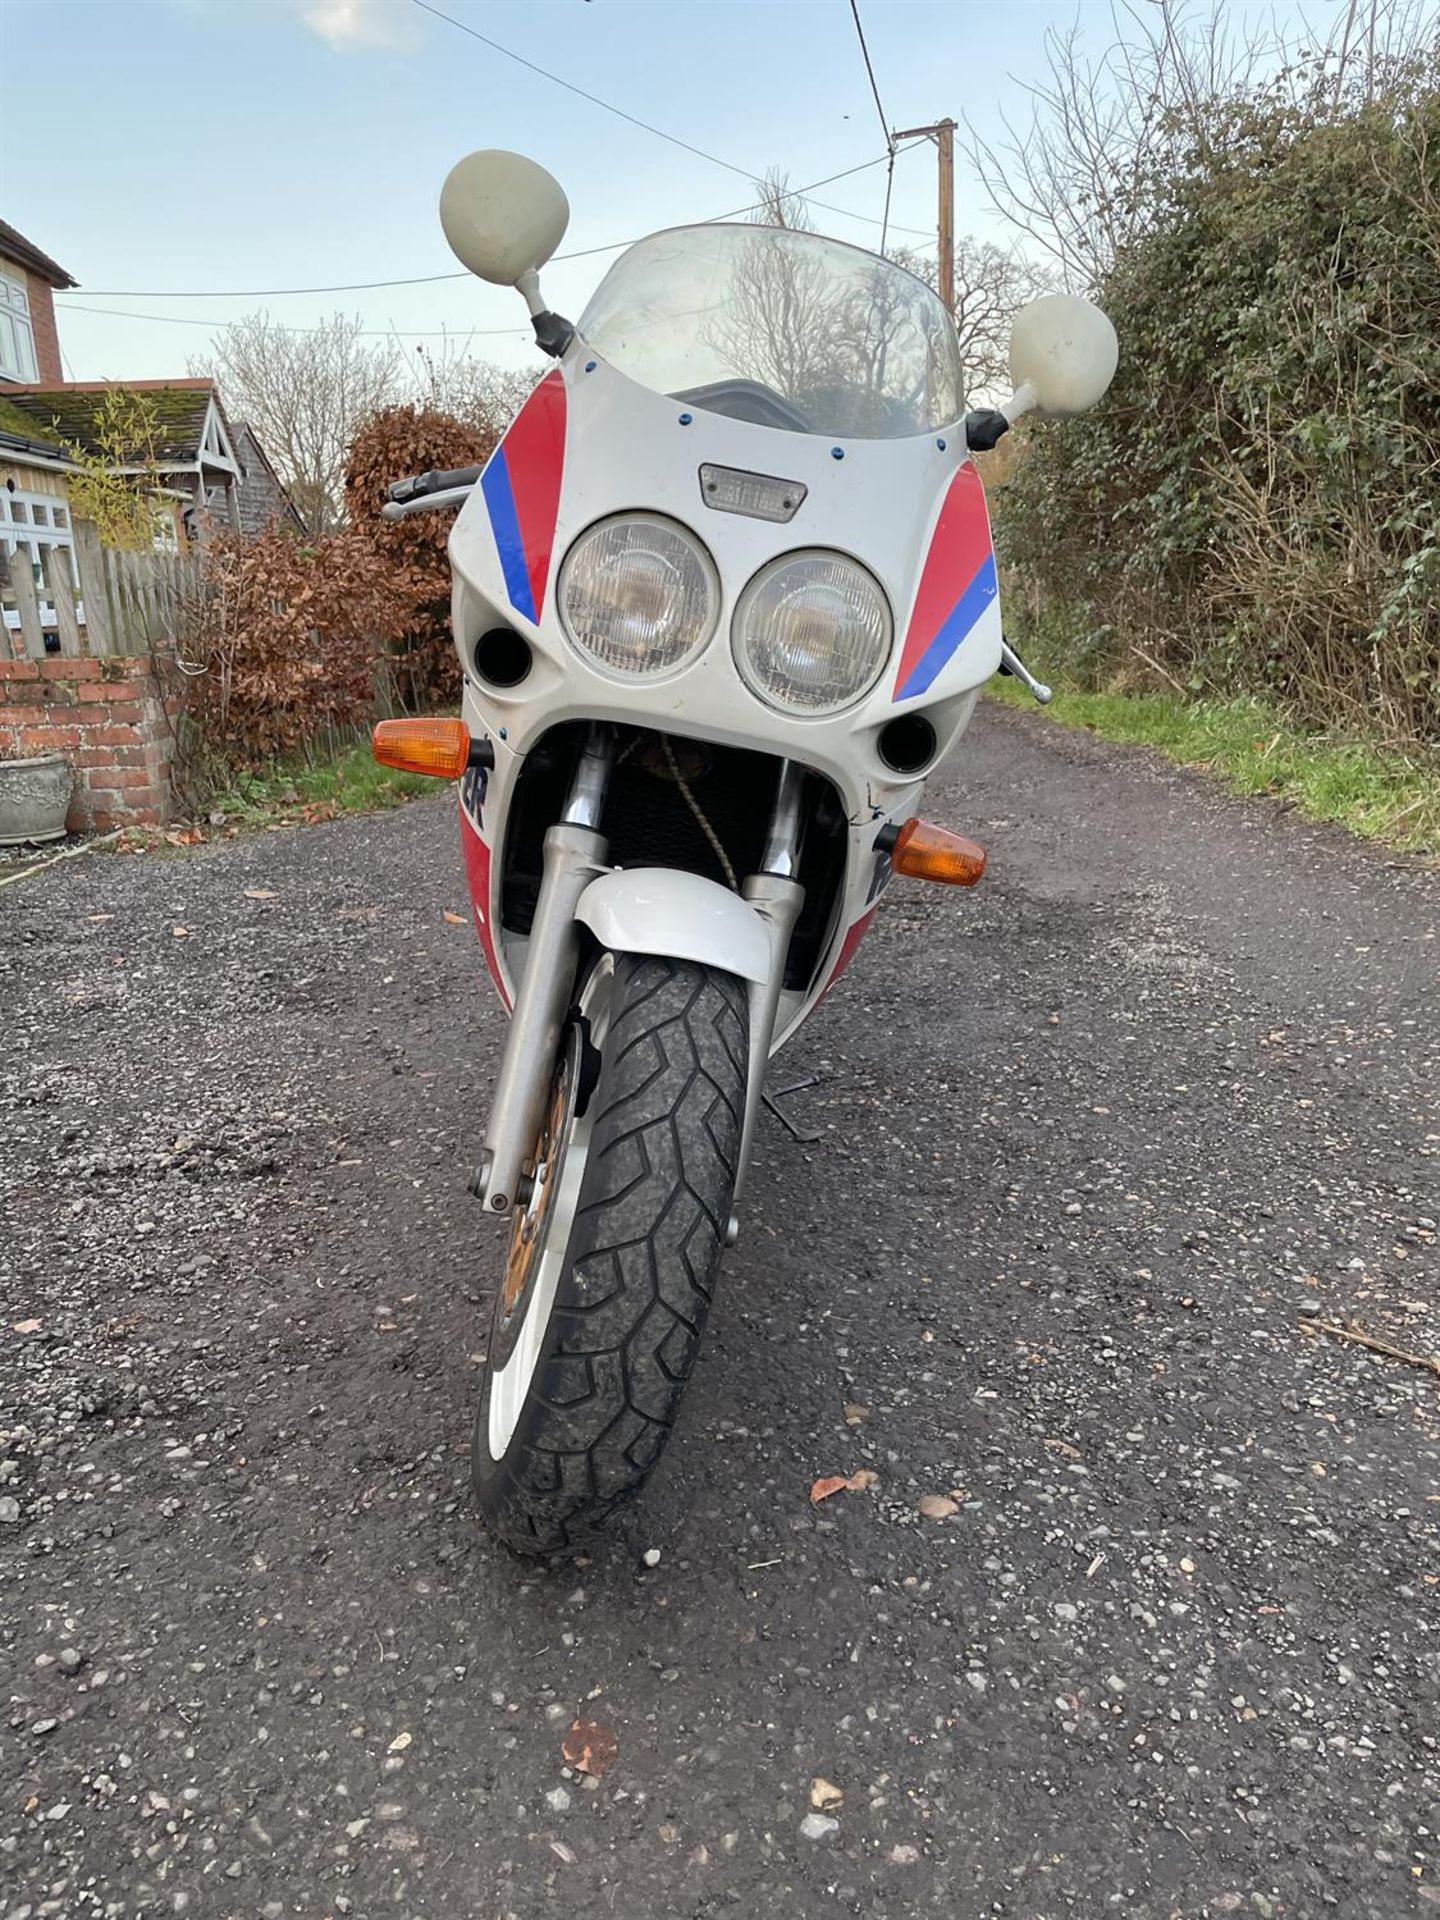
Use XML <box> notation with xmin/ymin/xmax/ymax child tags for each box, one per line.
<box><xmin>1003</xmin><ymin>294</ymin><xmax>1118</xmax><ymax>422</ymax></box>
<box><xmin>439</xmin><ymin>150</ymin><xmax>570</xmax><ymax>289</ymax></box>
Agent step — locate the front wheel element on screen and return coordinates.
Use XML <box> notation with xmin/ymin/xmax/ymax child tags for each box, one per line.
<box><xmin>473</xmin><ymin>952</ymin><xmax>749</xmax><ymax>1554</ymax></box>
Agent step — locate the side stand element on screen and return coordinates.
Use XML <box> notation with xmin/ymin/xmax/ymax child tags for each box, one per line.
<box><xmin>761</xmin><ymin>1075</ymin><xmax>825</xmax><ymax>1144</ymax></box>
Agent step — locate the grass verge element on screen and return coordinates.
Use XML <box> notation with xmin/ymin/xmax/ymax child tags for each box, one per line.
<box><xmin>205</xmin><ymin>744</ymin><xmax>436</xmax><ymax>828</ymax></box>
<box><xmin>108</xmin><ymin>741</ymin><xmax>438</xmax><ymax>856</ymax></box>
<box><xmin>988</xmin><ymin>678</ymin><xmax>1440</xmax><ymax>858</ymax></box>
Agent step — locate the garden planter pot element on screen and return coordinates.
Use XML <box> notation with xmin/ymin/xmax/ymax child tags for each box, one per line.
<box><xmin>0</xmin><ymin>754</ymin><xmax>74</xmax><ymax>845</ymax></box>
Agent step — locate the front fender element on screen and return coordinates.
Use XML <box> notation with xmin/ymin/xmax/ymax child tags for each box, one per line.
<box><xmin>575</xmin><ymin>868</ymin><xmax>771</xmax><ymax>984</ymax></box>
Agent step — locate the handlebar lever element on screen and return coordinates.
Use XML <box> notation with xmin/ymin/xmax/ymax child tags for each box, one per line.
<box><xmin>385</xmin><ymin>464</ymin><xmax>484</xmax><ymax>506</ymax></box>
<box><xmin>380</xmin><ymin>485</ymin><xmax>475</xmax><ymax>520</ymax></box>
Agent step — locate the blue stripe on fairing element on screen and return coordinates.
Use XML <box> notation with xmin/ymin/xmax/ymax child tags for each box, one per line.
<box><xmin>895</xmin><ymin>551</ymin><xmax>999</xmax><ymax>701</ymax></box>
<box><xmin>480</xmin><ymin>451</ymin><xmax>537</xmax><ymax>624</ymax></box>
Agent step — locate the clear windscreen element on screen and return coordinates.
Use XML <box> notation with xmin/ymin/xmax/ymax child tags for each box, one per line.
<box><xmin>577</xmin><ymin>225</ymin><xmax>964</xmax><ymax>440</ymax></box>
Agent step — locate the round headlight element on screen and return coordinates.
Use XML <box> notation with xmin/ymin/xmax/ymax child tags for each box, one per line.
<box><xmin>733</xmin><ymin>552</ymin><xmax>891</xmax><ymax>716</ymax></box>
<box><xmin>559</xmin><ymin>514</ymin><xmax>718</xmax><ymax>679</ymax></box>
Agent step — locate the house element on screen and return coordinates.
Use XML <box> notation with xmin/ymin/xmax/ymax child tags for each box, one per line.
<box><xmin>0</xmin><ymin>395</ymin><xmax>75</xmax><ymax>618</ymax></box>
<box><xmin>0</xmin><ymin>217</ymin><xmax>73</xmax><ymax>388</ymax></box>
<box><xmin>1</xmin><ymin>222</ymin><xmax>80</xmax><ymax>593</ymax></box>
<box><xmin>0</xmin><ymin>218</ymin><xmax>302</xmax><ymax>572</ymax></box>
<box><xmin>232</xmin><ymin>420</ymin><xmax>306</xmax><ymax>537</ymax></box>
<box><xmin>4</xmin><ymin>376</ymin><xmax>247</xmax><ymax>542</ymax></box>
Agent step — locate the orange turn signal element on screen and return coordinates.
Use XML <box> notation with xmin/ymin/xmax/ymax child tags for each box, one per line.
<box><xmin>372</xmin><ymin>717</ymin><xmax>472</xmax><ymax>781</ymax></box>
<box><xmin>891</xmin><ymin>817</ymin><xmax>987</xmax><ymax>886</ymax></box>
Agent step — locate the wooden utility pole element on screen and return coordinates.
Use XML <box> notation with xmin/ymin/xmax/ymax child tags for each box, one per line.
<box><xmin>892</xmin><ymin>117</ymin><xmax>957</xmax><ymax>316</ymax></box>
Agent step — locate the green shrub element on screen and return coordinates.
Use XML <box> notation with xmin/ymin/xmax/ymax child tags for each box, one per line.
<box><xmin>995</xmin><ymin>50</ymin><xmax>1440</xmax><ymax>743</ymax></box>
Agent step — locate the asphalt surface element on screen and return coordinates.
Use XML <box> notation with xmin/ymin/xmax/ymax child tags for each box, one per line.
<box><xmin>2</xmin><ymin>700</ymin><xmax>1437</xmax><ymax>1920</ymax></box>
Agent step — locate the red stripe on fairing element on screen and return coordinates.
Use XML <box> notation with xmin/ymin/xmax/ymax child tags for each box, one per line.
<box><xmin>821</xmin><ymin>906</ymin><xmax>878</xmax><ymax>1001</ymax></box>
<box><xmin>458</xmin><ymin>801</ymin><xmax>510</xmax><ymax>1008</ymax></box>
<box><xmin>500</xmin><ymin>370</ymin><xmax>567</xmax><ymax>620</ymax></box>
<box><xmin>891</xmin><ymin>463</ymin><xmax>994</xmax><ymax>697</ymax></box>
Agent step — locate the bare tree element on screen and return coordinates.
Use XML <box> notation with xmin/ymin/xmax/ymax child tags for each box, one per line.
<box><xmin>407</xmin><ymin>343</ymin><xmax>536</xmax><ymax>440</ymax></box>
<box><xmin>961</xmin><ymin>0</ymin><xmax>1438</xmax><ymax>287</ymax></box>
<box><xmin>959</xmin><ymin>4</ymin><xmax>1262</xmax><ymax>285</ymax></box>
<box><xmin>889</xmin><ymin>242</ymin><xmax>1050</xmax><ymax>398</ymax></box>
<box><xmin>192</xmin><ymin>312</ymin><xmax>404</xmax><ymax>533</ymax></box>
<box><xmin>753</xmin><ymin>167</ymin><xmax>1045</xmax><ymax>397</ymax></box>
<box><xmin>747</xmin><ymin>168</ymin><xmax>812</xmax><ymax>230</ymax></box>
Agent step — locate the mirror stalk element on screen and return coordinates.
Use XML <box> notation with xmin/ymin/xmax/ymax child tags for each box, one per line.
<box><xmin>1000</xmin><ymin>380</ymin><xmax>1039</xmax><ymax>426</ymax></box>
<box><xmin>515</xmin><ymin>267</ymin><xmax>546</xmax><ymax>318</ymax></box>
<box><xmin>514</xmin><ymin>267</ymin><xmax>574</xmax><ymax>359</ymax></box>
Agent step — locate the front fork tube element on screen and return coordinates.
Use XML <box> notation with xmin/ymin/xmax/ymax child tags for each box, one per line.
<box><xmin>473</xmin><ymin>823</ymin><xmax>607</xmax><ymax>1215</ymax></box>
<box><xmin>473</xmin><ymin>730</ymin><xmax>613</xmax><ymax>1216</ymax></box>
<box><xmin>733</xmin><ymin>871</ymin><xmax>804</xmax><ymax>1217</ymax></box>
<box><xmin>731</xmin><ymin>756</ymin><xmax>807</xmax><ymax>1217</ymax></box>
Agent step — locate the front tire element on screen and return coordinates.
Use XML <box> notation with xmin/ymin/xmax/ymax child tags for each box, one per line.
<box><xmin>473</xmin><ymin>952</ymin><xmax>749</xmax><ymax>1555</ymax></box>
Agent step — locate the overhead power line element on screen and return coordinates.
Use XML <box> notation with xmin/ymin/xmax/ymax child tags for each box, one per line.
<box><xmin>848</xmin><ymin>0</ymin><xmax>892</xmax><ymax>150</ymax></box>
<box><xmin>846</xmin><ymin>0</ymin><xmax>899</xmax><ymax>255</ymax></box>
<box><xmin>53</xmin><ymin>302</ymin><xmax>531</xmax><ymax>339</ymax></box>
<box><xmin>411</xmin><ymin>0</ymin><xmax>929</xmax><ymax>239</ymax></box>
<box><xmin>411</xmin><ymin>0</ymin><xmax>754</xmax><ymax>180</ymax></box>
<box><xmin>55</xmin><ymin>151</ymin><xmax>923</xmax><ymax>306</ymax></box>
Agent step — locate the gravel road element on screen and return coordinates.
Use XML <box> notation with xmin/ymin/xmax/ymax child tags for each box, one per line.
<box><xmin>2</xmin><ymin>701</ymin><xmax>1437</xmax><ymax>1920</ymax></box>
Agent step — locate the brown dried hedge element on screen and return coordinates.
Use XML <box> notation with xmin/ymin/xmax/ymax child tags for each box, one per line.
<box><xmin>188</xmin><ymin>400</ymin><xmax>511</xmax><ymax>768</ymax></box>
<box><xmin>344</xmin><ymin>405</ymin><xmax>501</xmax><ymax>708</ymax></box>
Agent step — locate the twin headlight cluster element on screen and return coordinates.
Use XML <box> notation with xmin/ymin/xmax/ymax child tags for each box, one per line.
<box><xmin>557</xmin><ymin>512</ymin><xmax>892</xmax><ymax>718</ymax></box>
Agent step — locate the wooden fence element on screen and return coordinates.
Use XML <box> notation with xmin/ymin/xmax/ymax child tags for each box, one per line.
<box><xmin>0</xmin><ymin>520</ymin><xmax>201</xmax><ymax>661</ymax></box>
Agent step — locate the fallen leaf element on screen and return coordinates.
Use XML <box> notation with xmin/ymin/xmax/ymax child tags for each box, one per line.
<box><xmin>442</xmin><ymin>909</ymin><xmax>466</xmax><ymax>925</ymax></box>
<box><xmin>918</xmin><ymin>1494</ymin><xmax>959</xmax><ymax>1520</ymax></box>
<box><xmin>244</xmin><ymin>888</ymin><xmax>279</xmax><ymax>901</ymax></box>
<box><xmin>1044</xmin><ymin>1437</ymin><xmax>1082</xmax><ymax>1460</ymax></box>
<box><xmin>561</xmin><ymin>1717</ymin><xmax>617</xmax><ymax>1778</ymax></box>
<box><xmin>13</xmin><ymin>1319</ymin><xmax>41</xmax><ymax>1335</ymax></box>
<box><xmin>809</xmin><ymin>1469</ymin><xmax>879</xmax><ymax>1504</ymax></box>
<box><xmin>387</xmin><ymin>1732</ymin><xmax>411</xmax><ymax>1752</ymax></box>
<box><xmin>809</xmin><ymin>1777</ymin><xmax>843</xmax><ymax>1811</ymax></box>
<box><xmin>842</xmin><ymin>1403</ymin><xmax>870</xmax><ymax>1426</ymax></box>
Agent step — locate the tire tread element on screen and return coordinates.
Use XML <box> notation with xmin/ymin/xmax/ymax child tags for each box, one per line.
<box><xmin>473</xmin><ymin>954</ymin><xmax>747</xmax><ymax>1553</ymax></box>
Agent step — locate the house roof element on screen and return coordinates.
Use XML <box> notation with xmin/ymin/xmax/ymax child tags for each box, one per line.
<box><xmin>0</xmin><ymin>219</ymin><xmax>78</xmax><ymax>289</ymax></box>
<box><xmin>232</xmin><ymin>419</ymin><xmax>306</xmax><ymax>531</ymax></box>
<box><xmin>0</xmin><ymin>395</ymin><xmax>65</xmax><ymax>448</ymax></box>
<box><xmin>0</xmin><ymin>394</ymin><xmax>70</xmax><ymax>466</ymax></box>
<box><xmin>2</xmin><ymin>379</ymin><xmax>219</xmax><ymax>465</ymax></box>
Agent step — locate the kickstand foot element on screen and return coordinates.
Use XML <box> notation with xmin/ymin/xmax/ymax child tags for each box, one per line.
<box><xmin>761</xmin><ymin>1074</ymin><xmax>824</xmax><ymax>1144</ymax></box>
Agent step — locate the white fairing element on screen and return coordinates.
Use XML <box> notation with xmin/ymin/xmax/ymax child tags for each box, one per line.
<box><xmin>576</xmin><ymin>869</ymin><xmax>773</xmax><ymax>984</ymax></box>
<box><xmin>451</xmin><ymin>353</ymin><xmax>1000</xmax><ymax>798</ymax></box>
<box><xmin>450</xmin><ymin>280</ymin><xmax>1004</xmax><ymax>1043</ymax></box>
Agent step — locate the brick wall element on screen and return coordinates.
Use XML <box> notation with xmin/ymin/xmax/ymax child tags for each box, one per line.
<box><xmin>0</xmin><ymin>656</ymin><xmax>179</xmax><ymax>831</ymax></box>
<box><xmin>23</xmin><ymin>271</ymin><xmax>62</xmax><ymax>385</ymax></box>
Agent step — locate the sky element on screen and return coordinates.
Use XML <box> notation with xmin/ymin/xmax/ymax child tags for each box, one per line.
<box><xmin>0</xmin><ymin>0</ymin><xmax>1370</xmax><ymax>389</ymax></box>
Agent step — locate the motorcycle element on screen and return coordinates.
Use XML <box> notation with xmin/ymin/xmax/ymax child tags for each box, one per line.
<box><xmin>374</xmin><ymin>150</ymin><xmax>1117</xmax><ymax>1553</ymax></box>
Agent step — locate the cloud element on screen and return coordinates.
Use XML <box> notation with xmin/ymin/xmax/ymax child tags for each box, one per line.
<box><xmin>302</xmin><ymin>0</ymin><xmax>410</xmax><ymax>48</ymax></box>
